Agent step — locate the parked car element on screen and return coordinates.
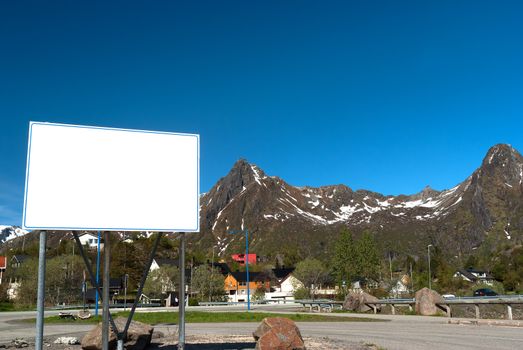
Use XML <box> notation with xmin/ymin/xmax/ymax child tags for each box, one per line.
<box><xmin>473</xmin><ymin>288</ymin><xmax>498</xmax><ymax>297</ymax></box>
<box><xmin>442</xmin><ymin>294</ymin><xmax>456</xmax><ymax>299</ymax></box>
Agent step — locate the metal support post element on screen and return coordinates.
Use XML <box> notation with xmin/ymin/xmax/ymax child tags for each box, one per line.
<box><xmin>122</xmin><ymin>233</ymin><xmax>163</xmax><ymax>339</ymax></box>
<box><xmin>246</xmin><ymin>229</ymin><xmax>250</xmax><ymax>311</ymax></box>
<box><xmin>474</xmin><ymin>304</ymin><xmax>480</xmax><ymax>319</ymax></box>
<box><xmin>102</xmin><ymin>231</ymin><xmax>111</xmax><ymax>350</ymax></box>
<box><xmin>95</xmin><ymin>230</ymin><xmax>101</xmax><ymax>316</ymax></box>
<box><xmin>390</xmin><ymin>304</ymin><xmax>395</xmax><ymax>315</ymax></box>
<box><xmin>178</xmin><ymin>232</ymin><xmax>186</xmax><ymax>350</ymax></box>
<box><xmin>507</xmin><ymin>304</ymin><xmax>513</xmax><ymax>320</ymax></box>
<box><xmin>72</xmin><ymin>232</ymin><xmax>117</xmax><ymax>331</ymax></box>
<box><xmin>35</xmin><ymin>230</ymin><xmax>47</xmax><ymax>350</ymax></box>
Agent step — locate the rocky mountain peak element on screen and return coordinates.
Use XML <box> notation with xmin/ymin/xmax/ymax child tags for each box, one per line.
<box><xmin>480</xmin><ymin>144</ymin><xmax>523</xmax><ymax>186</ymax></box>
<box><xmin>483</xmin><ymin>144</ymin><xmax>522</xmax><ymax>167</ymax></box>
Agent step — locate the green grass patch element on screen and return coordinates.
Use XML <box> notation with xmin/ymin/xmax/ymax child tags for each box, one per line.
<box><xmin>0</xmin><ymin>302</ymin><xmax>34</xmax><ymax>312</ymax></box>
<box><xmin>28</xmin><ymin>311</ymin><xmax>383</xmax><ymax>325</ymax></box>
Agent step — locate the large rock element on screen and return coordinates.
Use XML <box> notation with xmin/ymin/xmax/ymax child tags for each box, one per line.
<box><xmin>415</xmin><ymin>288</ymin><xmax>445</xmax><ymax>316</ymax></box>
<box><xmin>342</xmin><ymin>291</ymin><xmax>380</xmax><ymax>312</ymax></box>
<box><xmin>253</xmin><ymin>317</ymin><xmax>306</xmax><ymax>350</ymax></box>
<box><xmin>81</xmin><ymin>317</ymin><xmax>154</xmax><ymax>350</ymax></box>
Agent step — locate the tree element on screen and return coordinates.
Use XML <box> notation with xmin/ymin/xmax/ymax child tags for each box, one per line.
<box><xmin>190</xmin><ymin>265</ymin><xmax>226</xmax><ymax>302</ymax></box>
<box><xmin>293</xmin><ymin>258</ymin><xmax>328</xmax><ymax>298</ymax></box>
<box><xmin>355</xmin><ymin>231</ymin><xmax>380</xmax><ymax>280</ymax></box>
<box><xmin>331</xmin><ymin>228</ymin><xmax>357</xmax><ymax>286</ymax></box>
<box><xmin>143</xmin><ymin>265</ymin><xmax>180</xmax><ymax>299</ymax></box>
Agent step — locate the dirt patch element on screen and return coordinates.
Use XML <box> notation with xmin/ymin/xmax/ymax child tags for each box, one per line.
<box><xmin>150</xmin><ymin>334</ymin><xmax>381</xmax><ymax>350</ymax></box>
<box><xmin>2</xmin><ymin>333</ymin><xmax>381</xmax><ymax>350</ymax></box>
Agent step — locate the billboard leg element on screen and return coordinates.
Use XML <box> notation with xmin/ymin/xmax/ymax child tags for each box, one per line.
<box><xmin>122</xmin><ymin>232</ymin><xmax>163</xmax><ymax>340</ymax></box>
<box><xmin>35</xmin><ymin>230</ymin><xmax>47</xmax><ymax>350</ymax></box>
<box><xmin>178</xmin><ymin>232</ymin><xmax>185</xmax><ymax>350</ymax></box>
<box><xmin>72</xmin><ymin>232</ymin><xmax>118</xmax><ymax>331</ymax></box>
<box><xmin>102</xmin><ymin>231</ymin><xmax>111</xmax><ymax>350</ymax></box>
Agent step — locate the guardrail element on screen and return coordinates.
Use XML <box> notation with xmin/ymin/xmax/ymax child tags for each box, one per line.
<box><xmin>296</xmin><ymin>295</ymin><xmax>523</xmax><ymax>320</ymax></box>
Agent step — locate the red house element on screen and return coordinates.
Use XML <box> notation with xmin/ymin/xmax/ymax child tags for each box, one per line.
<box><xmin>231</xmin><ymin>253</ymin><xmax>256</xmax><ymax>266</ymax></box>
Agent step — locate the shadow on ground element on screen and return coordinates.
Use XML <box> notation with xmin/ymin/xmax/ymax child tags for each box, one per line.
<box><xmin>149</xmin><ymin>342</ymin><xmax>257</xmax><ymax>350</ymax></box>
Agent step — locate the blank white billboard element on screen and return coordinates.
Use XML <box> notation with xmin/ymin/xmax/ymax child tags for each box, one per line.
<box><xmin>23</xmin><ymin>122</ymin><xmax>199</xmax><ymax>232</ymax></box>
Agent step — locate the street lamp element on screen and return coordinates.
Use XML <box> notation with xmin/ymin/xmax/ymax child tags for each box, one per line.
<box><xmin>229</xmin><ymin>228</ymin><xmax>250</xmax><ymax>311</ymax></box>
<box><xmin>427</xmin><ymin>244</ymin><xmax>433</xmax><ymax>290</ymax></box>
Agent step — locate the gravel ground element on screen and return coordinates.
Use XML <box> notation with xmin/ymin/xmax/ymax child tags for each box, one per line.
<box><xmin>0</xmin><ymin>332</ymin><xmax>381</xmax><ymax>350</ymax></box>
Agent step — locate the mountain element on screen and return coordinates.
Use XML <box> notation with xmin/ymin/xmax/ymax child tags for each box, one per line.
<box><xmin>0</xmin><ymin>226</ymin><xmax>29</xmax><ymax>244</ymax></box>
<box><xmin>2</xmin><ymin>144</ymin><xmax>522</xmax><ymax>264</ymax></box>
<box><xmin>194</xmin><ymin>144</ymin><xmax>523</xmax><ymax>261</ymax></box>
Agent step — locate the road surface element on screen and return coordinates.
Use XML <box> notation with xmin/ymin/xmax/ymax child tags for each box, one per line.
<box><xmin>0</xmin><ymin>304</ymin><xmax>522</xmax><ymax>349</ymax></box>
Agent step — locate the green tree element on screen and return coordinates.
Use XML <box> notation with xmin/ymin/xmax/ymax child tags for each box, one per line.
<box><xmin>143</xmin><ymin>265</ymin><xmax>180</xmax><ymax>299</ymax></box>
<box><xmin>293</xmin><ymin>258</ymin><xmax>328</xmax><ymax>298</ymax></box>
<box><xmin>355</xmin><ymin>231</ymin><xmax>380</xmax><ymax>280</ymax></box>
<box><xmin>191</xmin><ymin>265</ymin><xmax>226</xmax><ymax>302</ymax></box>
<box><xmin>331</xmin><ymin>228</ymin><xmax>357</xmax><ymax>286</ymax></box>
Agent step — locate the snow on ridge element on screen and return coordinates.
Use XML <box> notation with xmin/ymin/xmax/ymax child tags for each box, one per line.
<box><xmin>250</xmin><ymin>164</ymin><xmax>266</xmax><ymax>186</ymax></box>
<box><xmin>363</xmin><ymin>202</ymin><xmax>380</xmax><ymax>214</ymax></box>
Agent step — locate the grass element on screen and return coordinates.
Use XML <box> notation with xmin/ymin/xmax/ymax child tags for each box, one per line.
<box><xmin>0</xmin><ymin>302</ymin><xmax>34</xmax><ymax>312</ymax></box>
<box><xmin>27</xmin><ymin>311</ymin><xmax>384</xmax><ymax>325</ymax></box>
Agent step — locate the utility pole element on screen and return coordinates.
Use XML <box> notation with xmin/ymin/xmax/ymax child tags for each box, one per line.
<box><xmin>209</xmin><ymin>246</ymin><xmax>215</xmax><ymax>302</ymax></box>
<box><xmin>427</xmin><ymin>244</ymin><xmax>433</xmax><ymax>290</ymax></box>
<box><xmin>228</xmin><ymin>229</ymin><xmax>250</xmax><ymax>311</ymax></box>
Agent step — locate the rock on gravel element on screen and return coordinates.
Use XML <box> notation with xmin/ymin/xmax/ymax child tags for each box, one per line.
<box><xmin>252</xmin><ymin>317</ymin><xmax>305</xmax><ymax>350</ymax></box>
<box><xmin>81</xmin><ymin>317</ymin><xmax>153</xmax><ymax>350</ymax></box>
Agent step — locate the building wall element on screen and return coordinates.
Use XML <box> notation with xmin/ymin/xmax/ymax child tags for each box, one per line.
<box><xmin>224</xmin><ymin>275</ymin><xmax>269</xmax><ymax>302</ymax></box>
<box><xmin>78</xmin><ymin>234</ymin><xmax>100</xmax><ymax>248</ymax></box>
<box><xmin>279</xmin><ymin>275</ymin><xmax>303</xmax><ymax>293</ymax></box>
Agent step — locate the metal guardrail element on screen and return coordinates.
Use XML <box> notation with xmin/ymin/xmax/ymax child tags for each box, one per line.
<box><xmin>51</xmin><ymin>303</ymin><xmax>162</xmax><ymax>310</ymax></box>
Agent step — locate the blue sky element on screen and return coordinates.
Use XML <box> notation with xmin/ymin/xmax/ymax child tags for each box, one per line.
<box><xmin>1</xmin><ymin>1</ymin><xmax>523</xmax><ymax>225</ymax></box>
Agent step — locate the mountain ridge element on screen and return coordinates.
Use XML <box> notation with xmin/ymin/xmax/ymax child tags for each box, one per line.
<box><xmin>194</xmin><ymin>143</ymin><xmax>523</xmax><ymax>261</ymax></box>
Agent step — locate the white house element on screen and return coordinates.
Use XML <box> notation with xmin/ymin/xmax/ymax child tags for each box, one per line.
<box><xmin>453</xmin><ymin>268</ymin><xmax>495</xmax><ymax>285</ymax></box>
<box><xmin>265</xmin><ymin>268</ymin><xmax>304</xmax><ymax>302</ymax></box>
<box><xmin>78</xmin><ymin>233</ymin><xmax>101</xmax><ymax>249</ymax></box>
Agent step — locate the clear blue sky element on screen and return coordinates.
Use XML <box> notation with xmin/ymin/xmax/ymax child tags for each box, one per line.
<box><xmin>1</xmin><ymin>1</ymin><xmax>522</xmax><ymax>225</ymax></box>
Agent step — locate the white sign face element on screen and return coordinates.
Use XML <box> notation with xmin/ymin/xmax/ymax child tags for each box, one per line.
<box><xmin>23</xmin><ymin>122</ymin><xmax>199</xmax><ymax>232</ymax></box>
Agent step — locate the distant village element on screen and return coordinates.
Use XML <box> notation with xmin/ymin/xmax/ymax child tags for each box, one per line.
<box><xmin>0</xmin><ymin>231</ymin><xmax>499</xmax><ymax>308</ymax></box>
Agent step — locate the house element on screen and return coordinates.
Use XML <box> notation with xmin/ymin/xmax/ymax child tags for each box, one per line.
<box><xmin>0</xmin><ymin>256</ymin><xmax>6</xmax><ymax>285</ymax></box>
<box><xmin>390</xmin><ymin>275</ymin><xmax>411</xmax><ymax>297</ymax></box>
<box><xmin>6</xmin><ymin>255</ymin><xmax>30</xmax><ymax>299</ymax></box>
<box><xmin>350</xmin><ymin>277</ymin><xmax>379</xmax><ymax>291</ymax></box>
<box><xmin>77</xmin><ymin>233</ymin><xmax>101</xmax><ymax>249</ymax></box>
<box><xmin>265</xmin><ymin>268</ymin><xmax>303</xmax><ymax>302</ymax></box>
<box><xmin>85</xmin><ymin>277</ymin><xmax>125</xmax><ymax>303</ymax></box>
<box><xmin>231</xmin><ymin>253</ymin><xmax>257</xmax><ymax>266</ymax></box>
<box><xmin>10</xmin><ymin>255</ymin><xmax>28</xmax><ymax>269</ymax></box>
<box><xmin>453</xmin><ymin>268</ymin><xmax>495</xmax><ymax>285</ymax></box>
<box><xmin>150</xmin><ymin>258</ymin><xmax>179</xmax><ymax>272</ymax></box>
<box><xmin>224</xmin><ymin>271</ymin><xmax>270</xmax><ymax>302</ymax></box>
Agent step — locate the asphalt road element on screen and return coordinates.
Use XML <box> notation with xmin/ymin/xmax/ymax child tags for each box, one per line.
<box><xmin>1</xmin><ymin>305</ymin><xmax>522</xmax><ymax>350</ymax></box>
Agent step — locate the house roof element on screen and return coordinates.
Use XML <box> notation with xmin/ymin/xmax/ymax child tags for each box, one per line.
<box><xmin>457</xmin><ymin>268</ymin><xmax>494</xmax><ymax>281</ymax></box>
<box><xmin>11</xmin><ymin>255</ymin><xmax>29</xmax><ymax>264</ymax></box>
<box><xmin>0</xmin><ymin>256</ymin><xmax>6</xmax><ymax>269</ymax></box>
<box><xmin>229</xmin><ymin>271</ymin><xmax>267</xmax><ymax>282</ymax></box>
<box><xmin>272</xmin><ymin>268</ymin><xmax>294</xmax><ymax>280</ymax></box>
<box><xmin>155</xmin><ymin>258</ymin><xmax>179</xmax><ymax>268</ymax></box>
<box><xmin>209</xmin><ymin>262</ymin><xmax>231</xmax><ymax>275</ymax></box>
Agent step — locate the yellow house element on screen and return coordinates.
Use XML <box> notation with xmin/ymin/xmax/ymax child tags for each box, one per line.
<box><xmin>224</xmin><ymin>272</ymin><xmax>270</xmax><ymax>302</ymax></box>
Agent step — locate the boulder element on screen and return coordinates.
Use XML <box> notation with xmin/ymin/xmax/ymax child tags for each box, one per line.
<box><xmin>81</xmin><ymin>317</ymin><xmax>154</xmax><ymax>350</ymax></box>
<box><xmin>415</xmin><ymin>288</ymin><xmax>445</xmax><ymax>316</ymax></box>
<box><xmin>342</xmin><ymin>291</ymin><xmax>380</xmax><ymax>312</ymax></box>
<box><xmin>253</xmin><ymin>317</ymin><xmax>306</xmax><ymax>350</ymax></box>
